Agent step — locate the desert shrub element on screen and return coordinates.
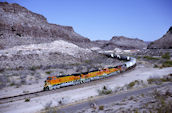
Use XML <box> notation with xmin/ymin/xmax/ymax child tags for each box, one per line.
<box><xmin>129</xmin><ymin>96</ymin><xmax>134</xmax><ymax>100</ymax></box>
<box><xmin>45</xmin><ymin>108</ymin><xmax>59</xmax><ymax>113</ymax></box>
<box><xmin>16</xmin><ymin>33</ymin><xmax>22</xmax><ymax>37</ymax></box>
<box><xmin>84</xmin><ymin>60</ymin><xmax>91</xmax><ymax>64</ymax></box>
<box><xmin>10</xmin><ymin>82</ymin><xmax>15</xmax><ymax>86</ymax></box>
<box><xmin>161</xmin><ymin>52</ymin><xmax>170</xmax><ymax>60</ymax></box>
<box><xmin>154</xmin><ymin>64</ymin><xmax>158</xmax><ymax>68</ymax></box>
<box><xmin>141</xmin><ymin>93</ymin><xmax>144</xmax><ymax>97</ymax></box>
<box><xmin>98</xmin><ymin>86</ymin><xmax>112</xmax><ymax>95</ymax></box>
<box><xmin>99</xmin><ymin>105</ymin><xmax>104</xmax><ymax>110</ymax></box>
<box><xmin>147</xmin><ymin>75</ymin><xmax>171</xmax><ymax>84</ymax></box>
<box><xmin>127</xmin><ymin>80</ymin><xmax>139</xmax><ymax>88</ymax></box>
<box><xmin>143</xmin><ymin>56</ymin><xmax>160</xmax><ymax>60</ymax></box>
<box><xmin>45</xmin><ymin>71</ymin><xmax>52</xmax><ymax>75</ymax></box>
<box><xmin>0</xmin><ymin>68</ymin><xmax>4</xmax><ymax>73</ymax></box>
<box><xmin>25</xmin><ymin>98</ymin><xmax>30</xmax><ymax>102</ymax></box>
<box><xmin>162</xmin><ymin>60</ymin><xmax>172</xmax><ymax>67</ymax></box>
<box><xmin>137</xmin><ymin>56</ymin><xmax>141</xmax><ymax>59</ymax></box>
<box><xmin>147</xmin><ymin>77</ymin><xmax>161</xmax><ymax>84</ymax></box>
<box><xmin>160</xmin><ymin>74</ymin><xmax>172</xmax><ymax>82</ymax></box>
<box><xmin>128</xmin><ymin>81</ymin><xmax>135</xmax><ymax>88</ymax></box>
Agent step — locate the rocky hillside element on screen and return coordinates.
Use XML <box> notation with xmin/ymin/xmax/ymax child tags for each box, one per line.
<box><xmin>94</xmin><ymin>36</ymin><xmax>147</xmax><ymax>50</ymax></box>
<box><xmin>0</xmin><ymin>2</ymin><xmax>123</xmax><ymax>88</ymax></box>
<box><xmin>148</xmin><ymin>27</ymin><xmax>172</xmax><ymax>49</ymax></box>
<box><xmin>0</xmin><ymin>2</ymin><xmax>91</xmax><ymax>49</ymax></box>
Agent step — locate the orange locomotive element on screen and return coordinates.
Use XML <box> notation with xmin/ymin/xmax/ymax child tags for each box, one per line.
<box><xmin>44</xmin><ymin>66</ymin><xmax>122</xmax><ymax>90</ymax></box>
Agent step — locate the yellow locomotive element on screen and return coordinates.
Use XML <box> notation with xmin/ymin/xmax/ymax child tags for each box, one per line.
<box><xmin>44</xmin><ymin>54</ymin><xmax>136</xmax><ymax>90</ymax></box>
<box><xmin>44</xmin><ymin>66</ymin><xmax>122</xmax><ymax>90</ymax></box>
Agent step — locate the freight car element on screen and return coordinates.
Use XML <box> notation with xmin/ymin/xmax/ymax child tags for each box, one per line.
<box><xmin>44</xmin><ymin>54</ymin><xmax>136</xmax><ymax>90</ymax></box>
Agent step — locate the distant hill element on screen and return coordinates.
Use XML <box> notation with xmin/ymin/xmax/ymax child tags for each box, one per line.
<box><xmin>147</xmin><ymin>27</ymin><xmax>172</xmax><ymax>49</ymax></box>
<box><xmin>94</xmin><ymin>36</ymin><xmax>147</xmax><ymax>50</ymax></box>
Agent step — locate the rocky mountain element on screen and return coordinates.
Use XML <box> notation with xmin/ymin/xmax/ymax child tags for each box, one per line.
<box><xmin>94</xmin><ymin>36</ymin><xmax>147</xmax><ymax>50</ymax></box>
<box><xmin>0</xmin><ymin>2</ymin><xmax>91</xmax><ymax>49</ymax></box>
<box><xmin>148</xmin><ymin>27</ymin><xmax>172</xmax><ymax>49</ymax></box>
<box><xmin>0</xmin><ymin>2</ymin><xmax>148</xmax><ymax>51</ymax></box>
<box><xmin>0</xmin><ymin>2</ymin><xmax>123</xmax><ymax>88</ymax></box>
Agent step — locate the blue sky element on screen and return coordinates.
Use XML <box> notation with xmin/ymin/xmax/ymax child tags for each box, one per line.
<box><xmin>2</xmin><ymin>0</ymin><xmax>172</xmax><ymax>41</ymax></box>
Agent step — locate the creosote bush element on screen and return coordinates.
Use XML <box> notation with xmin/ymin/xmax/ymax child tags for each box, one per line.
<box><xmin>128</xmin><ymin>81</ymin><xmax>135</xmax><ymax>88</ymax></box>
<box><xmin>127</xmin><ymin>80</ymin><xmax>139</xmax><ymax>88</ymax></box>
<box><xmin>25</xmin><ymin>98</ymin><xmax>30</xmax><ymax>102</ymax></box>
<box><xmin>45</xmin><ymin>71</ymin><xmax>52</xmax><ymax>75</ymax></box>
<box><xmin>143</xmin><ymin>56</ymin><xmax>160</xmax><ymax>60</ymax></box>
<box><xmin>99</xmin><ymin>105</ymin><xmax>104</xmax><ymax>110</ymax></box>
<box><xmin>98</xmin><ymin>85</ymin><xmax>112</xmax><ymax>95</ymax></box>
<box><xmin>161</xmin><ymin>52</ymin><xmax>170</xmax><ymax>60</ymax></box>
<box><xmin>162</xmin><ymin>60</ymin><xmax>172</xmax><ymax>67</ymax></box>
<box><xmin>147</xmin><ymin>74</ymin><xmax>172</xmax><ymax>84</ymax></box>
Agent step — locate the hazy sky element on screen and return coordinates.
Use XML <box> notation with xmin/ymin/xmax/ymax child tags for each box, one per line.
<box><xmin>2</xmin><ymin>0</ymin><xmax>172</xmax><ymax>41</ymax></box>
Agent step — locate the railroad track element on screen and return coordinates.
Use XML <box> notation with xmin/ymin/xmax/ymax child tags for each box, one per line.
<box><xmin>0</xmin><ymin>65</ymin><xmax>136</xmax><ymax>104</ymax></box>
<box><xmin>0</xmin><ymin>54</ymin><xmax>136</xmax><ymax>104</ymax></box>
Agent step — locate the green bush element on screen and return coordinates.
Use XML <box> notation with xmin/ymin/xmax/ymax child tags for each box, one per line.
<box><xmin>128</xmin><ymin>80</ymin><xmax>139</xmax><ymax>88</ymax></box>
<box><xmin>143</xmin><ymin>56</ymin><xmax>160</xmax><ymax>60</ymax></box>
<box><xmin>147</xmin><ymin>75</ymin><xmax>172</xmax><ymax>84</ymax></box>
<box><xmin>10</xmin><ymin>83</ymin><xmax>15</xmax><ymax>86</ymax></box>
<box><xmin>45</xmin><ymin>71</ymin><xmax>52</xmax><ymax>74</ymax></box>
<box><xmin>154</xmin><ymin>64</ymin><xmax>159</xmax><ymax>68</ymax></box>
<box><xmin>99</xmin><ymin>105</ymin><xmax>104</xmax><ymax>110</ymax></box>
<box><xmin>84</xmin><ymin>60</ymin><xmax>91</xmax><ymax>64</ymax></box>
<box><xmin>25</xmin><ymin>98</ymin><xmax>30</xmax><ymax>102</ymax></box>
<box><xmin>161</xmin><ymin>52</ymin><xmax>170</xmax><ymax>60</ymax></box>
<box><xmin>162</xmin><ymin>60</ymin><xmax>172</xmax><ymax>67</ymax></box>
<box><xmin>128</xmin><ymin>81</ymin><xmax>135</xmax><ymax>88</ymax></box>
<box><xmin>98</xmin><ymin>86</ymin><xmax>112</xmax><ymax>95</ymax></box>
<box><xmin>147</xmin><ymin>77</ymin><xmax>160</xmax><ymax>84</ymax></box>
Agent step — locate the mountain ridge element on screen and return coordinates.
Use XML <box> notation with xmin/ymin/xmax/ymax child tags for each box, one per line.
<box><xmin>148</xmin><ymin>26</ymin><xmax>172</xmax><ymax>49</ymax></box>
<box><xmin>0</xmin><ymin>2</ymin><xmax>90</xmax><ymax>49</ymax></box>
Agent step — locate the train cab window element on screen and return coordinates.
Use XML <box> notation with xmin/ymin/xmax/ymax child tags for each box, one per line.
<box><xmin>47</xmin><ymin>77</ymin><xmax>52</xmax><ymax>80</ymax></box>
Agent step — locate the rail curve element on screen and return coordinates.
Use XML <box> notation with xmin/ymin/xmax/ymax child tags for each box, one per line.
<box><xmin>44</xmin><ymin>53</ymin><xmax>136</xmax><ymax>90</ymax></box>
<box><xmin>0</xmin><ymin>53</ymin><xmax>136</xmax><ymax>104</ymax></box>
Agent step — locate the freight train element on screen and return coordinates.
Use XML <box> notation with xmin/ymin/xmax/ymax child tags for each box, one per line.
<box><xmin>43</xmin><ymin>54</ymin><xmax>136</xmax><ymax>90</ymax></box>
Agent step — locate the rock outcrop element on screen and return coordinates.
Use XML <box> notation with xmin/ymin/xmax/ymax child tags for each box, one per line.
<box><xmin>0</xmin><ymin>2</ymin><xmax>90</xmax><ymax>49</ymax></box>
<box><xmin>148</xmin><ymin>27</ymin><xmax>172</xmax><ymax>49</ymax></box>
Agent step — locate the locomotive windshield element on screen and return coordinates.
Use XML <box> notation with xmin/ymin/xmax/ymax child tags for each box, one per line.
<box><xmin>47</xmin><ymin>77</ymin><xmax>52</xmax><ymax>80</ymax></box>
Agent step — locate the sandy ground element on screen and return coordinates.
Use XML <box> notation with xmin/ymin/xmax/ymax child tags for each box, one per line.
<box><xmin>0</xmin><ymin>63</ymin><xmax>172</xmax><ymax>113</ymax></box>
<box><xmin>0</xmin><ymin>79</ymin><xmax>44</xmax><ymax>98</ymax></box>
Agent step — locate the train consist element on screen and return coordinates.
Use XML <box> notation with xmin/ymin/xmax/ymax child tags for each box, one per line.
<box><xmin>43</xmin><ymin>54</ymin><xmax>136</xmax><ymax>90</ymax></box>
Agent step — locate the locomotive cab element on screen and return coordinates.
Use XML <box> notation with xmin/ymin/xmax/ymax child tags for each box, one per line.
<box><xmin>43</xmin><ymin>77</ymin><xmax>52</xmax><ymax>91</ymax></box>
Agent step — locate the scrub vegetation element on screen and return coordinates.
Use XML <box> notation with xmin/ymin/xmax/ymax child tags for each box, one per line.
<box><xmin>98</xmin><ymin>86</ymin><xmax>112</xmax><ymax>95</ymax></box>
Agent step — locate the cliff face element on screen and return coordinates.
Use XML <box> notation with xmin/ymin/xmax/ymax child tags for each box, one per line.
<box><xmin>148</xmin><ymin>27</ymin><xmax>172</xmax><ymax>49</ymax></box>
<box><xmin>0</xmin><ymin>2</ymin><xmax>90</xmax><ymax>49</ymax></box>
